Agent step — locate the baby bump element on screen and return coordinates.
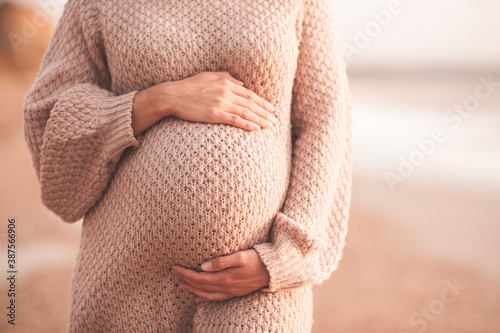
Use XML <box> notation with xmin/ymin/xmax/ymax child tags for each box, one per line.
<box><xmin>110</xmin><ymin>117</ymin><xmax>291</xmax><ymax>266</ymax></box>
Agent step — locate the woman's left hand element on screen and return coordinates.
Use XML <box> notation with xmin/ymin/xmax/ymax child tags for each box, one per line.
<box><xmin>171</xmin><ymin>249</ymin><xmax>270</xmax><ymax>302</ymax></box>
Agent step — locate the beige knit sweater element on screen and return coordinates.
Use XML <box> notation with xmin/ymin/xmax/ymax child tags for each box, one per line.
<box><xmin>23</xmin><ymin>0</ymin><xmax>352</xmax><ymax>331</ymax></box>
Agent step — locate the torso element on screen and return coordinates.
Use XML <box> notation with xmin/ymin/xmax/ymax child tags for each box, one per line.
<box><xmin>82</xmin><ymin>0</ymin><xmax>303</xmax><ymax>268</ymax></box>
<box><xmin>68</xmin><ymin>1</ymin><xmax>310</xmax><ymax>330</ymax></box>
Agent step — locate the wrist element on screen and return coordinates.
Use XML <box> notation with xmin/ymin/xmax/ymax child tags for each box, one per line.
<box><xmin>134</xmin><ymin>82</ymin><xmax>178</xmax><ymax>118</ymax></box>
<box><xmin>156</xmin><ymin>81</ymin><xmax>179</xmax><ymax>118</ymax></box>
<box><xmin>131</xmin><ymin>88</ymin><xmax>168</xmax><ymax>137</ymax></box>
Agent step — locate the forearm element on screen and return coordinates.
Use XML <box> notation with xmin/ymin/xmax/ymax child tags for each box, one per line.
<box><xmin>23</xmin><ymin>0</ymin><xmax>143</xmax><ymax>223</ymax></box>
<box><xmin>131</xmin><ymin>82</ymin><xmax>178</xmax><ymax>136</ymax></box>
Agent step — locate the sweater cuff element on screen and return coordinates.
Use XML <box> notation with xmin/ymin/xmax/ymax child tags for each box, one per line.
<box><xmin>97</xmin><ymin>90</ymin><xmax>140</xmax><ymax>162</ymax></box>
<box><xmin>253</xmin><ymin>211</ymin><xmax>326</xmax><ymax>292</ymax></box>
<box><xmin>253</xmin><ymin>229</ymin><xmax>314</xmax><ymax>293</ymax></box>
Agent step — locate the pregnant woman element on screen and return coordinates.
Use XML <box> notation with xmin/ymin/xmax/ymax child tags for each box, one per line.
<box><xmin>23</xmin><ymin>0</ymin><xmax>352</xmax><ymax>331</ymax></box>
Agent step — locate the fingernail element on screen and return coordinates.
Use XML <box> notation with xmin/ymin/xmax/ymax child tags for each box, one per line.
<box><xmin>265</xmin><ymin>120</ymin><xmax>273</xmax><ymax>128</ymax></box>
<box><xmin>251</xmin><ymin>124</ymin><xmax>261</xmax><ymax>131</ymax></box>
<box><xmin>269</xmin><ymin>104</ymin><xmax>276</xmax><ymax>112</ymax></box>
<box><xmin>271</xmin><ymin>116</ymin><xmax>278</xmax><ymax>124</ymax></box>
<box><xmin>201</xmin><ymin>262</ymin><xmax>212</xmax><ymax>270</ymax></box>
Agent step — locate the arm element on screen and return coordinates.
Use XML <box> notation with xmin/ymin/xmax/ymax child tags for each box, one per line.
<box><xmin>23</xmin><ymin>0</ymin><xmax>140</xmax><ymax>223</ymax></box>
<box><xmin>252</xmin><ymin>0</ymin><xmax>352</xmax><ymax>292</ymax></box>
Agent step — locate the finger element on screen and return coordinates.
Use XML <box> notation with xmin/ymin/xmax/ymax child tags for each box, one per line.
<box><xmin>202</xmin><ymin>252</ymin><xmax>245</xmax><ymax>271</ymax></box>
<box><xmin>229</xmin><ymin>92</ymin><xmax>275</xmax><ymax>122</ymax></box>
<box><xmin>179</xmin><ymin>282</ymin><xmax>229</xmax><ymax>302</ymax></box>
<box><xmin>213</xmin><ymin>71</ymin><xmax>244</xmax><ymax>85</ymax></box>
<box><xmin>228</xmin><ymin>101</ymin><xmax>274</xmax><ymax>129</ymax></box>
<box><xmin>216</xmin><ymin>111</ymin><xmax>261</xmax><ymax>131</ymax></box>
<box><xmin>231</xmin><ymin>84</ymin><xmax>275</xmax><ymax>113</ymax></box>
<box><xmin>195</xmin><ymin>297</ymin><xmax>209</xmax><ymax>302</ymax></box>
<box><xmin>171</xmin><ymin>265</ymin><xmax>223</xmax><ymax>286</ymax></box>
<box><xmin>178</xmin><ymin>280</ymin><xmax>227</xmax><ymax>293</ymax></box>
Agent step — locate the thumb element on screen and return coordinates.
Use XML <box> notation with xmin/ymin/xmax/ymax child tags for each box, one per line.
<box><xmin>216</xmin><ymin>71</ymin><xmax>244</xmax><ymax>85</ymax></box>
<box><xmin>201</xmin><ymin>253</ymin><xmax>240</xmax><ymax>271</ymax></box>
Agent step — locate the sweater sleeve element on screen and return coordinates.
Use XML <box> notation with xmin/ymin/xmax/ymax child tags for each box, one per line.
<box><xmin>252</xmin><ymin>0</ymin><xmax>352</xmax><ymax>292</ymax></box>
<box><xmin>23</xmin><ymin>0</ymin><xmax>140</xmax><ymax>223</ymax></box>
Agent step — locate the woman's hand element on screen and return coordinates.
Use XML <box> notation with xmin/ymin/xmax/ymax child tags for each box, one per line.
<box><xmin>131</xmin><ymin>71</ymin><xmax>277</xmax><ymax>136</ymax></box>
<box><xmin>171</xmin><ymin>249</ymin><xmax>270</xmax><ymax>302</ymax></box>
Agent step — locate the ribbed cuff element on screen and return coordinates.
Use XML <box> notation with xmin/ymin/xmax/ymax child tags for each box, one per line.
<box><xmin>253</xmin><ymin>211</ymin><xmax>327</xmax><ymax>292</ymax></box>
<box><xmin>97</xmin><ymin>90</ymin><xmax>140</xmax><ymax>162</ymax></box>
<box><xmin>253</xmin><ymin>233</ymin><xmax>312</xmax><ymax>292</ymax></box>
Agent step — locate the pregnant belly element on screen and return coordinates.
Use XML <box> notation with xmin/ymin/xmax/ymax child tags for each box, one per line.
<box><xmin>95</xmin><ymin>117</ymin><xmax>291</xmax><ymax>267</ymax></box>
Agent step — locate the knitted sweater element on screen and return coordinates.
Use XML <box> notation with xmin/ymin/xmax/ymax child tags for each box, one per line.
<box><xmin>23</xmin><ymin>0</ymin><xmax>352</xmax><ymax>331</ymax></box>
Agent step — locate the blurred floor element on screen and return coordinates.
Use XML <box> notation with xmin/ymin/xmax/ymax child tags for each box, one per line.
<box><xmin>311</xmin><ymin>72</ymin><xmax>500</xmax><ymax>333</ymax></box>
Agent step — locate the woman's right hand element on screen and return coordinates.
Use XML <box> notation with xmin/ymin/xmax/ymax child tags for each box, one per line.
<box><xmin>131</xmin><ymin>71</ymin><xmax>277</xmax><ymax>136</ymax></box>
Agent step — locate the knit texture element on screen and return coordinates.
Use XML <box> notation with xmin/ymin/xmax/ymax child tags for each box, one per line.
<box><xmin>23</xmin><ymin>0</ymin><xmax>352</xmax><ymax>331</ymax></box>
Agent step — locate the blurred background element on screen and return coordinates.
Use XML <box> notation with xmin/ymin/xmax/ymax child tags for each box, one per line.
<box><xmin>0</xmin><ymin>0</ymin><xmax>499</xmax><ymax>332</ymax></box>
